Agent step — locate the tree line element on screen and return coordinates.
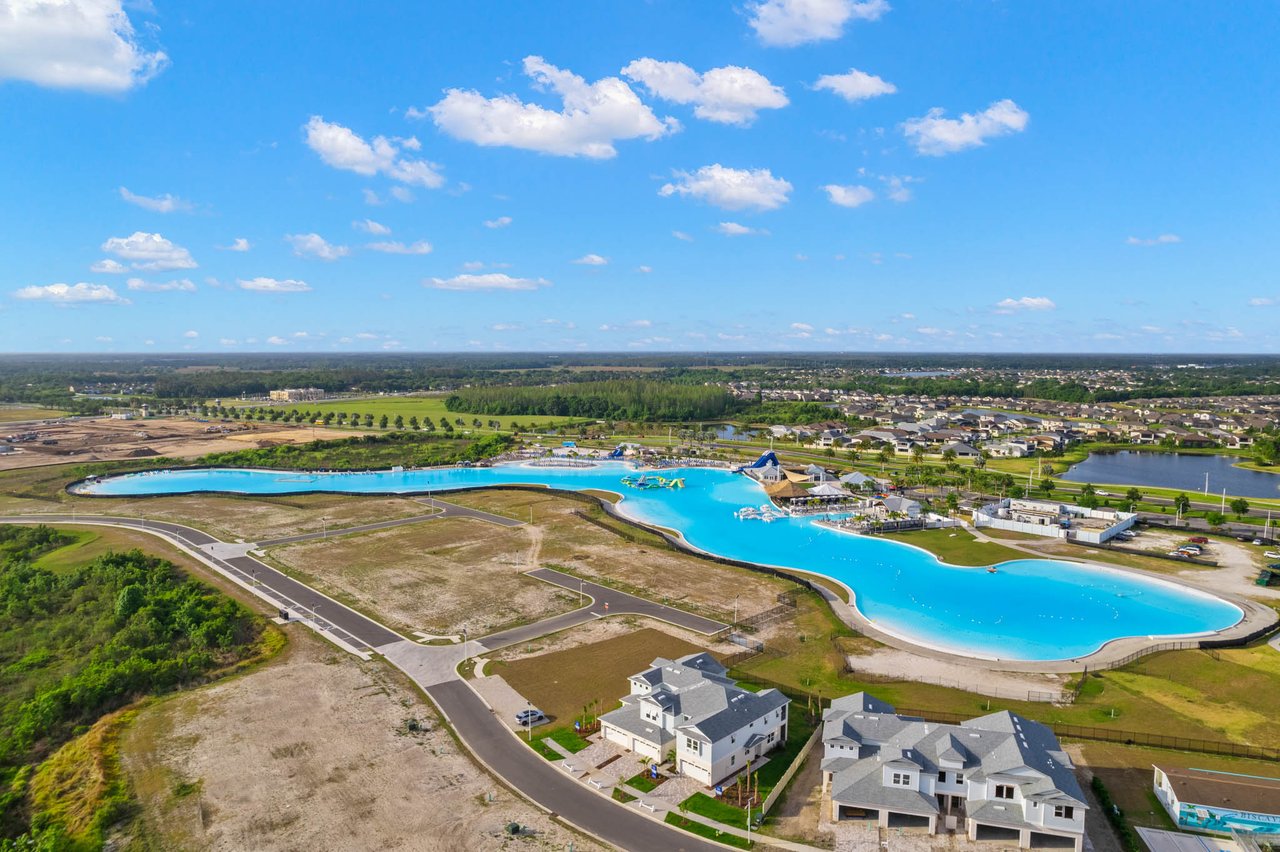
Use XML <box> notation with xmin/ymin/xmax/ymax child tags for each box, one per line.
<box><xmin>446</xmin><ymin>380</ymin><xmax>736</xmax><ymax>421</ymax></box>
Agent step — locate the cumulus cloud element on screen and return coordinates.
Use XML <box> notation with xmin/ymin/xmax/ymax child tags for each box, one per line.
<box><xmin>266</xmin><ymin>335</ymin><xmax>288</xmax><ymax>346</ymax></box>
<box><xmin>621</xmin><ymin>59</ymin><xmax>787</xmax><ymax>126</ymax></box>
<box><xmin>424</xmin><ymin>55</ymin><xmax>678</xmax><ymax>159</ymax></box>
<box><xmin>660</xmin><ymin>164</ymin><xmax>792</xmax><ymax>211</ymax></box>
<box><xmin>366</xmin><ymin>240</ymin><xmax>432</xmax><ymax>255</ymax></box>
<box><xmin>13</xmin><ymin>282</ymin><xmax>128</xmax><ymax>304</ymax></box>
<box><xmin>638</xmin><ymin>265</ymin><xmax>652</xmax><ymax>273</ymax></box>
<box><xmin>90</xmin><ymin>258</ymin><xmax>127</xmax><ymax>274</ymax></box>
<box><xmin>424</xmin><ymin>273</ymin><xmax>550</xmax><ymax>291</ymax></box>
<box><xmin>995</xmin><ymin>296</ymin><xmax>1056</xmax><ymax>313</ymax></box>
<box><xmin>572</xmin><ymin>253</ymin><xmax>608</xmax><ymax>265</ymax></box>
<box><xmin>0</xmin><ymin>0</ymin><xmax>168</xmax><ymax>92</ymax></box>
<box><xmin>715</xmin><ymin>221</ymin><xmax>768</xmax><ymax>237</ymax></box>
<box><xmin>353</xmin><ymin>219</ymin><xmax>390</xmax><ymax>235</ymax></box>
<box><xmin>1248</xmin><ymin>297</ymin><xmax>1276</xmax><ymax>307</ymax></box>
<box><xmin>903</xmin><ymin>99</ymin><xmax>1029</xmax><ymax>155</ymax></box>
<box><xmin>748</xmin><ymin>0</ymin><xmax>889</xmax><ymax>47</ymax></box>
<box><xmin>119</xmin><ymin>186</ymin><xmax>192</xmax><ymax>213</ymax></box>
<box><xmin>484</xmin><ymin>216</ymin><xmax>513</xmax><ymax>229</ymax></box>
<box><xmin>101</xmin><ymin>231</ymin><xmax>196</xmax><ymax>270</ymax></box>
<box><xmin>672</xmin><ymin>230</ymin><xmax>694</xmax><ymax>242</ymax></box>
<box><xmin>823</xmin><ymin>184</ymin><xmax>874</xmax><ymax>207</ymax></box>
<box><xmin>183</xmin><ymin>329</ymin><xmax>198</xmax><ymax>338</ymax></box>
<box><xmin>285</xmin><ymin>233</ymin><xmax>349</xmax><ymax>261</ymax></box>
<box><xmin>237</xmin><ymin>277</ymin><xmax>311</xmax><ymax>293</ymax></box>
<box><xmin>881</xmin><ymin>174</ymin><xmax>918</xmax><ymax>202</ymax></box>
<box><xmin>126</xmin><ymin>277</ymin><xmax>196</xmax><ymax>292</ymax></box>
<box><xmin>303</xmin><ymin>116</ymin><xmax>444</xmax><ymax>188</ymax></box>
<box><xmin>219</xmin><ymin>237</ymin><xmax>251</xmax><ymax>252</ymax></box>
<box><xmin>1126</xmin><ymin>233</ymin><xmax>1181</xmax><ymax>246</ymax></box>
<box><xmin>813</xmin><ymin>68</ymin><xmax>896</xmax><ymax>102</ymax></box>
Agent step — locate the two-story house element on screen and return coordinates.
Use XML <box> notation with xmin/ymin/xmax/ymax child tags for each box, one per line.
<box><xmin>821</xmin><ymin>693</ymin><xmax>1087</xmax><ymax>851</ymax></box>
<box><xmin>600</xmin><ymin>653</ymin><xmax>790</xmax><ymax>786</ymax></box>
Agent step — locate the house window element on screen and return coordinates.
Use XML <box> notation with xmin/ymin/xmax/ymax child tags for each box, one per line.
<box><xmin>1054</xmin><ymin>806</ymin><xmax>1075</xmax><ymax>820</ymax></box>
<box><xmin>731</xmin><ymin>755</ymin><xmax>735</xmax><ymax>766</ymax></box>
<box><xmin>956</xmin><ymin>774</ymin><xmax>964</xmax><ymax>783</ymax></box>
<box><xmin>891</xmin><ymin>773</ymin><xmax>911</xmax><ymax>787</ymax></box>
<box><xmin>937</xmin><ymin>771</ymin><xmax>947</xmax><ymax>782</ymax></box>
<box><xmin>767</xmin><ymin>732</ymin><xmax>775</xmax><ymax>743</ymax></box>
<box><xmin>995</xmin><ymin>785</ymin><xmax>1015</xmax><ymax>800</ymax></box>
<box><xmin>685</xmin><ymin>737</ymin><xmax>700</xmax><ymax>753</ymax></box>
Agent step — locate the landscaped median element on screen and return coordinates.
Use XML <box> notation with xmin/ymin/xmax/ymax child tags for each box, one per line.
<box><xmin>523</xmin><ymin>726</ymin><xmax>591</xmax><ymax>761</ymax></box>
<box><xmin>664</xmin><ymin>812</ymin><xmax>753</xmax><ymax>849</ymax></box>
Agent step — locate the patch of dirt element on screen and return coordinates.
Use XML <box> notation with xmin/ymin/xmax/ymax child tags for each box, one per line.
<box><xmin>844</xmin><ymin>647</ymin><xmax>1069</xmax><ymax>701</ymax></box>
<box><xmin>121</xmin><ymin>627</ymin><xmax>601</xmax><ymax>852</ymax></box>
<box><xmin>267</xmin><ymin>517</ymin><xmax>582</xmax><ymax>636</ymax></box>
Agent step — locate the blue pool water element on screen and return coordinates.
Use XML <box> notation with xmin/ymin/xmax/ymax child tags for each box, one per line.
<box><xmin>81</xmin><ymin>462</ymin><xmax>1242</xmax><ymax>661</ymax></box>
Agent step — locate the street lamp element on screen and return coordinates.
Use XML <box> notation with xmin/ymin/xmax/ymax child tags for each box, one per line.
<box><xmin>579</xmin><ymin>579</ymin><xmax>584</xmax><ymax>606</ymax></box>
<box><xmin>526</xmin><ymin>700</ymin><xmax>534</xmax><ymax>742</ymax></box>
<box><xmin>320</xmin><ymin>516</ymin><xmax>329</xmax><ymax>538</ymax></box>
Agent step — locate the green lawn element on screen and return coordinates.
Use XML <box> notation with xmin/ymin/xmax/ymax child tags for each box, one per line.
<box><xmin>545</xmin><ymin>727</ymin><xmax>591</xmax><ymax>754</ymax></box>
<box><xmin>626</xmin><ymin>771</ymin><xmax>659</xmax><ymax>793</ymax></box>
<box><xmin>879</xmin><ymin>527</ymin><xmax>1026</xmax><ymax>567</ymax></box>
<box><xmin>682</xmin><ymin>792</ymin><xmax>754</xmax><ymax>825</ymax></box>
<box><xmin>241</xmin><ymin>395</ymin><xmax>588</xmax><ymax>432</ymax></box>
<box><xmin>664</xmin><ymin>812</ymin><xmax>752</xmax><ymax>849</ymax></box>
<box><xmin>0</xmin><ymin>405</ymin><xmax>69</xmax><ymax>422</ymax></box>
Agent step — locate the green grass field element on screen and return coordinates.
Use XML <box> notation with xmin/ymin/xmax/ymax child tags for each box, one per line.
<box><xmin>235</xmin><ymin>395</ymin><xmax>588</xmax><ymax>432</ymax></box>
<box><xmin>879</xmin><ymin>527</ymin><xmax>1027</xmax><ymax>567</ymax></box>
<box><xmin>0</xmin><ymin>405</ymin><xmax>68</xmax><ymax>422</ymax></box>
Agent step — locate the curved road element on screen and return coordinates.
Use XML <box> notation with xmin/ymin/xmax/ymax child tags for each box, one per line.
<box><xmin>0</xmin><ymin>513</ymin><xmax>728</xmax><ymax>852</ymax></box>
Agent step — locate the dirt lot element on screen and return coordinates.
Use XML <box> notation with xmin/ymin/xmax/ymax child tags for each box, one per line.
<box><xmin>445</xmin><ymin>489</ymin><xmax>793</xmax><ymax>623</ymax></box>
<box><xmin>120</xmin><ymin>626</ymin><xmax>599</xmax><ymax>852</ymax></box>
<box><xmin>266</xmin><ymin>516</ymin><xmax>583</xmax><ymax>636</ymax></box>
<box><xmin>0</xmin><ymin>416</ymin><xmax>362</xmax><ymax>472</ymax></box>
<box><xmin>488</xmin><ymin>626</ymin><xmax>719</xmax><ymax>727</ymax></box>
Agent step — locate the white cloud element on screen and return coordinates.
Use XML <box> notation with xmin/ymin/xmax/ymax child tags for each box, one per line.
<box><xmin>219</xmin><ymin>338</ymin><xmax>238</xmax><ymax>346</ymax></box>
<box><xmin>266</xmin><ymin>335</ymin><xmax>288</xmax><ymax>346</ymax></box>
<box><xmin>303</xmin><ymin>116</ymin><xmax>444</xmax><ymax>188</ymax></box>
<box><xmin>0</xmin><ymin>0</ymin><xmax>167</xmax><ymax>92</ymax></box>
<box><xmin>425</xmin><ymin>55</ymin><xmax>678</xmax><ymax>159</ymax></box>
<box><xmin>126</xmin><ymin>277</ymin><xmax>196</xmax><ymax>292</ymax></box>
<box><xmin>362</xmin><ymin>189</ymin><xmax>384</xmax><ymax>206</ymax></box>
<box><xmin>119</xmin><ymin>186</ymin><xmax>191</xmax><ymax>213</ymax></box>
<box><xmin>638</xmin><ymin>265</ymin><xmax>652</xmax><ymax>273</ymax></box>
<box><xmin>94</xmin><ymin>335</ymin><xmax>112</xmax><ymax>342</ymax></box>
<box><xmin>1126</xmin><ymin>233</ymin><xmax>1181</xmax><ymax>246</ymax></box>
<box><xmin>353</xmin><ymin>219</ymin><xmax>390</xmax><ymax>235</ymax></box>
<box><xmin>286</xmin><ymin>233</ymin><xmax>349</xmax><ymax>261</ymax></box>
<box><xmin>621</xmin><ymin>59</ymin><xmax>787</xmax><ymax>126</ymax></box>
<box><xmin>823</xmin><ymin>184</ymin><xmax>874</xmax><ymax>208</ymax></box>
<box><xmin>903</xmin><ymin>99</ymin><xmax>1029</xmax><ymax>155</ymax></box>
<box><xmin>572</xmin><ymin>253</ymin><xmax>608</xmax><ymax>265</ymax></box>
<box><xmin>660</xmin><ymin>164</ymin><xmax>792</xmax><ymax>211</ymax></box>
<box><xmin>715</xmin><ymin>221</ymin><xmax>768</xmax><ymax>237</ymax></box>
<box><xmin>389</xmin><ymin>186</ymin><xmax>415</xmax><ymax>203</ymax></box>
<box><xmin>183</xmin><ymin>329</ymin><xmax>198</xmax><ymax>338</ymax></box>
<box><xmin>490</xmin><ymin>322</ymin><xmax>522</xmax><ymax>331</ymax></box>
<box><xmin>995</xmin><ymin>296</ymin><xmax>1056</xmax><ymax>313</ymax></box>
<box><xmin>813</xmin><ymin>68</ymin><xmax>896</xmax><ymax>102</ymax></box>
<box><xmin>717</xmin><ymin>332</ymin><xmax>747</xmax><ymax>341</ymax></box>
<box><xmin>90</xmin><ymin>258</ymin><xmax>126</xmax><ymax>274</ymax></box>
<box><xmin>791</xmin><ymin>322</ymin><xmax>814</xmax><ymax>332</ymax></box>
<box><xmin>219</xmin><ymin>237</ymin><xmax>251</xmax><ymax>252</ymax></box>
<box><xmin>366</xmin><ymin>240</ymin><xmax>432</xmax><ymax>255</ymax></box>
<box><xmin>237</xmin><ymin>277</ymin><xmax>311</xmax><ymax>293</ymax></box>
<box><xmin>424</xmin><ymin>273</ymin><xmax>550</xmax><ymax>291</ymax></box>
<box><xmin>672</xmin><ymin>230</ymin><xmax>694</xmax><ymax>242</ymax></box>
<box><xmin>748</xmin><ymin>0</ymin><xmax>889</xmax><ymax>47</ymax></box>
<box><xmin>881</xmin><ymin>174</ymin><xmax>919</xmax><ymax>202</ymax></box>
<box><xmin>101</xmin><ymin>231</ymin><xmax>196</xmax><ymax>270</ymax></box>
<box><xmin>13</xmin><ymin>282</ymin><xmax>128</xmax><ymax>304</ymax></box>
<box><xmin>1248</xmin><ymin>297</ymin><xmax>1276</xmax><ymax>307</ymax></box>
<box><xmin>484</xmin><ymin>216</ymin><xmax>513</xmax><ymax>229</ymax></box>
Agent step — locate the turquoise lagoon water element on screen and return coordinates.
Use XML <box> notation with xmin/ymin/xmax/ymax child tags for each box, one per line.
<box><xmin>81</xmin><ymin>462</ymin><xmax>1242</xmax><ymax>661</ymax></box>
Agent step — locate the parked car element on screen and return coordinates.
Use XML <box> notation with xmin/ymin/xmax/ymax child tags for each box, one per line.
<box><xmin>1265</xmin><ymin>551</ymin><xmax>1280</xmax><ymax>559</ymax></box>
<box><xmin>1189</xmin><ymin>536</ymin><xmax>1209</xmax><ymax>544</ymax></box>
<box><xmin>1253</xmin><ymin>539</ymin><xmax>1265</xmax><ymax>546</ymax></box>
<box><xmin>1167</xmin><ymin>551</ymin><xmax>1190</xmax><ymax>558</ymax></box>
<box><xmin>1096</xmin><ymin>490</ymin><xmax>1113</xmax><ymax>496</ymax></box>
<box><xmin>515</xmin><ymin>708</ymin><xmax>545</xmax><ymax>725</ymax></box>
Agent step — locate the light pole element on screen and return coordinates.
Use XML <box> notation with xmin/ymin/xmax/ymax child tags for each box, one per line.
<box><xmin>321</xmin><ymin>516</ymin><xmax>328</xmax><ymax>538</ymax></box>
<box><xmin>579</xmin><ymin>579</ymin><xmax>584</xmax><ymax>606</ymax></box>
<box><xmin>734</xmin><ymin>594</ymin><xmax>739</xmax><ymax>627</ymax></box>
<box><xmin>527</xmin><ymin>700</ymin><xmax>534</xmax><ymax>742</ymax></box>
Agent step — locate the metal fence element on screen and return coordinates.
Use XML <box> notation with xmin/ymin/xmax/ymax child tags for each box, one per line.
<box><xmin>894</xmin><ymin>707</ymin><xmax>1280</xmax><ymax>762</ymax></box>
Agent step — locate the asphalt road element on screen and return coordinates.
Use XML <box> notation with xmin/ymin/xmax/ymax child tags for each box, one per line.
<box><xmin>427</xmin><ymin>679</ymin><xmax>724</xmax><ymax>852</ymax></box>
<box><xmin>254</xmin><ymin>498</ymin><xmax>523</xmax><ymax>547</ymax></box>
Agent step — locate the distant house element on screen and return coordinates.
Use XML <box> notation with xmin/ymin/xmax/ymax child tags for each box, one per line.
<box><xmin>822</xmin><ymin>693</ymin><xmax>1087</xmax><ymax>851</ymax></box>
<box><xmin>805</xmin><ymin>463</ymin><xmax>835</xmax><ymax>482</ymax></box>
<box><xmin>875</xmin><ymin>496</ymin><xmax>921</xmax><ymax>520</ymax></box>
<box><xmin>840</xmin><ymin>471</ymin><xmax>878</xmax><ymax>491</ymax></box>
<box><xmin>940</xmin><ymin>441</ymin><xmax>980</xmax><ymax>459</ymax></box>
<box><xmin>600</xmin><ymin>653</ymin><xmax>790</xmax><ymax>786</ymax></box>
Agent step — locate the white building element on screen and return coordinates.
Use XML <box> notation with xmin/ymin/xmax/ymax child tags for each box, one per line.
<box><xmin>822</xmin><ymin>694</ymin><xmax>1087</xmax><ymax>851</ymax></box>
<box><xmin>972</xmin><ymin>498</ymin><xmax>1136</xmax><ymax>544</ymax></box>
<box><xmin>269</xmin><ymin>387</ymin><xmax>325</xmax><ymax>402</ymax></box>
<box><xmin>600</xmin><ymin>653</ymin><xmax>790</xmax><ymax>786</ymax></box>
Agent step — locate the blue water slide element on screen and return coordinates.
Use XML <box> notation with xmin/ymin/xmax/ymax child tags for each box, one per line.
<box><xmin>735</xmin><ymin>450</ymin><xmax>779</xmax><ymax>471</ymax></box>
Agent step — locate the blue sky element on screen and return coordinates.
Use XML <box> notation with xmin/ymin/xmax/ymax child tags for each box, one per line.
<box><xmin>1</xmin><ymin>0</ymin><xmax>1277</xmax><ymax>354</ymax></box>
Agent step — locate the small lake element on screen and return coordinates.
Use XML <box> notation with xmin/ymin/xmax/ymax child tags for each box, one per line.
<box><xmin>714</xmin><ymin>424</ymin><xmax>758</xmax><ymax>441</ymax></box>
<box><xmin>1063</xmin><ymin>451</ymin><xmax>1280</xmax><ymax>499</ymax></box>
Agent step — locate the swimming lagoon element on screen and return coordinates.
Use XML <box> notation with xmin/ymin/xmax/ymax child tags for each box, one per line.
<box><xmin>80</xmin><ymin>462</ymin><xmax>1242</xmax><ymax>661</ymax></box>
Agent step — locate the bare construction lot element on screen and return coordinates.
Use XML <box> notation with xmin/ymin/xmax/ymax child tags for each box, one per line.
<box><xmin>121</xmin><ymin>627</ymin><xmax>598</xmax><ymax>852</ymax></box>
<box><xmin>0</xmin><ymin>416</ymin><xmax>361</xmax><ymax>471</ymax></box>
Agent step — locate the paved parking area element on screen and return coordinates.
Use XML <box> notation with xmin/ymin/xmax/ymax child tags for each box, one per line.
<box><xmin>470</xmin><ymin>669</ymin><xmax>543</xmax><ymax>732</ymax></box>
